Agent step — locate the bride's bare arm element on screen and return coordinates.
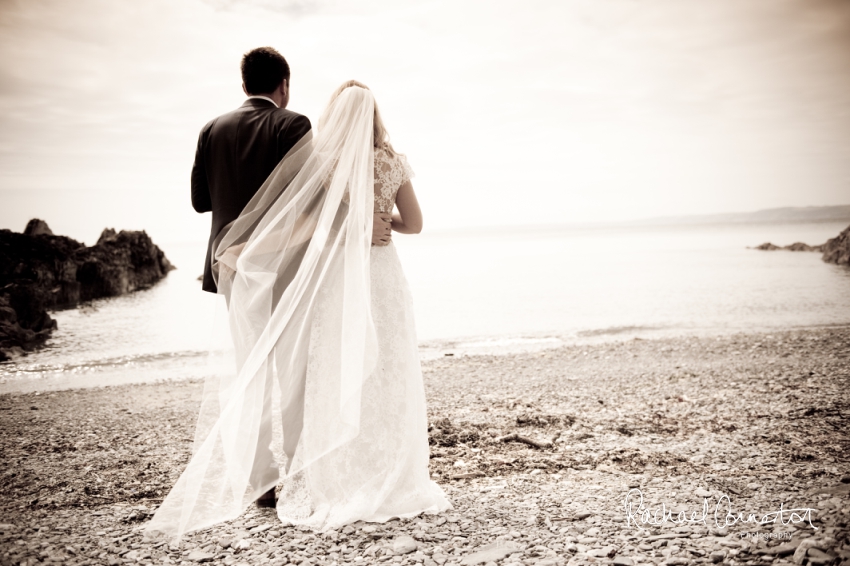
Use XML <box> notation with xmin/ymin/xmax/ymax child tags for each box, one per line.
<box><xmin>391</xmin><ymin>180</ymin><xmax>422</xmax><ymax>234</ymax></box>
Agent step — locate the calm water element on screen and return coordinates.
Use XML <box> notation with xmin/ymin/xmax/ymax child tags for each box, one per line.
<box><xmin>2</xmin><ymin>222</ymin><xmax>849</xmax><ymax>393</ymax></box>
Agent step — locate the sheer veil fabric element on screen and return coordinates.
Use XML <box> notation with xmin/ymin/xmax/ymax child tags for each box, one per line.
<box><xmin>145</xmin><ymin>86</ymin><xmax>450</xmax><ymax>542</ymax></box>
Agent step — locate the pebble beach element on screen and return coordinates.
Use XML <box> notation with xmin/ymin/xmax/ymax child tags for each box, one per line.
<box><xmin>1</xmin><ymin>326</ymin><xmax>848</xmax><ymax>566</ymax></box>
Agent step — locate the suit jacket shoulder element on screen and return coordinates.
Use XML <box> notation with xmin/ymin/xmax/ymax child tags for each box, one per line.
<box><xmin>269</xmin><ymin>109</ymin><xmax>312</xmax><ymax>160</ymax></box>
<box><xmin>272</xmin><ymin>107</ymin><xmax>307</xmax><ymax>122</ymax></box>
<box><xmin>271</xmin><ymin>109</ymin><xmax>311</xmax><ymax>138</ymax></box>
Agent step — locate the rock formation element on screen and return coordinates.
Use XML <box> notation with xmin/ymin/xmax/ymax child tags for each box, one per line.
<box><xmin>786</xmin><ymin>242</ymin><xmax>823</xmax><ymax>252</ymax></box>
<box><xmin>753</xmin><ymin>223</ymin><xmax>850</xmax><ymax>265</ymax></box>
<box><xmin>753</xmin><ymin>242</ymin><xmax>781</xmax><ymax>251</ymax></box>
<box><xmin>0</xmin><ymin>220</ymin><xmax>174</xmax><ymax>361</ymax></box>
<box><xmin>821</xmin><ymin>224</ymin><xmax>850</xmax><ymax>265</ymax></box>
<box><xmin>753</xmin><ymin>241</ymin><xmax>824</xmax><ymax>252</ymax></box>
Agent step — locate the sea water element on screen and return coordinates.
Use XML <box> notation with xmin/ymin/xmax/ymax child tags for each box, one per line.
<box><xmin>1</xmin><ymin>221</ymin><xmax>848</xmax><ymax>393</ymax></box>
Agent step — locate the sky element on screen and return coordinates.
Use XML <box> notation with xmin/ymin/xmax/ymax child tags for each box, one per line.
<box><xmin>1</xmin><ymin>0</ymin><xmax>849</xmax><ymax>244</ymax></box>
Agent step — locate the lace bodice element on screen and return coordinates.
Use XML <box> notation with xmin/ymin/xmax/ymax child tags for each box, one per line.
<box><xmin>374</xmin><ymin>148</ymin><xmax>414</xmax><ymax>213</ymax></box>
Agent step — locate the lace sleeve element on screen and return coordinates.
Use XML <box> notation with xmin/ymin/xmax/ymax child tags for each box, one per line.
<box><xmin>400</xmin><ymin>154</ymin><xmax>414</xmax><ymax>184</ymax></box>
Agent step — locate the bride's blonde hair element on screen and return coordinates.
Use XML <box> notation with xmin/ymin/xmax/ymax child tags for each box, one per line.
<box><xmin>327</xmin><ymin>80</ymin><xmax>398</xmax><ymax>156</ymax></box>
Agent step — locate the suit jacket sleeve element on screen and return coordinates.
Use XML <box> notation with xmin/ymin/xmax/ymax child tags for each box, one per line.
<box><xmin>278</xmin><ymin>115</ymin><xmax>312</xmax><ymax>161</ymax></box>
<box><xmin>191</xmin><ymin>123</ymin><xmax>213</xmax><ymax>213</ymax></box>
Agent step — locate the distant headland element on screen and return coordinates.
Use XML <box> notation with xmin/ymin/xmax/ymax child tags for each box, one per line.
<box><xmin>624</xmin><ymin>204</ymin><xmax>850</xmax><ymax>227</ymax></box>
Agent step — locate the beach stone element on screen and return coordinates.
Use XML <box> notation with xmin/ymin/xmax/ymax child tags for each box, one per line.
<box><xmin>587</xmin><ymin>546</ymin><xmax>615</xmax><ymax>558</ymax></box>
<box><xmin>612</xmin><ymin>557</ymin><xmax>634</xmax><ymax>566</ymax></box>
<box><xmin>393</xmin><ymin>535</ymin><xmax>417</xmax><ymax>555</ymax></box>
<box><xmin>807</xmin><ymin>548</ymin><xmax>836</xmax><ymax>565</ymax></box>
<box><xmin>763</xmin><ymin>542</ymin><xmax>798</xmax><ymax>557</ymax></box>
<box><xmin>646</xmin><ymin>534</ymin><xmax>678</xmax><ymax>542</ymax></box>
<box><xmin>694</xmin><ymin>488</ymin><xmax>712</xmax><ymax>498</ymax></box>
<box><xmin>249</xmin><ymin>524</ymin><xmax>273</xmax><ymax>534</ymax></box>
<box><xmin>460</xmin><ymin>542</ymin><xmax>523</xmax><ymax>565</ymax></box>
<box><xmin>187</xmin><ymin>550</ymin><xmax>214</xmax><ymax>562</ymax></box>
<box><xmin>793</xmin><ymin>539</ymin><xmax>818</xmax><ymax>564</ymax></box>
<box><xmin>709</xmin><ymin>550</ymin><xmax>725</xmax><ymax>563</ymax></box>
<box><xmin>792</xmin><ymin>537</ymin><xmax>837</xmax><ymax>564</ymax></box>
<box><xmin>453</xmin><ymin>471</ymin><xmax>486</xmax><ymax>480</ymax></box>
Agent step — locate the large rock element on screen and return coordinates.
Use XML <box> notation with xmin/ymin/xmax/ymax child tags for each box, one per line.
<box><xmin>392</xmin><ymin>535</ymin><xmax>418</xmax><ymax>555</ymax></box>
<box><xmin>460</xmin><ymin>542</ymin><xmax>524</xmax><ymax>565</ymax></box>
<box><xmin>0</xmin><ymin>220</ymin><xmax>174</xmax><ymax>361</ymax></box>
<box><xmin>821</xmin><ymin>224</ymin><xmax>850</xmax><ymax>265</ymax></box>
<box><xmin>75</xmin><ymin>228</ymin><xmax>174</xmax><ymax>300</ymax></box>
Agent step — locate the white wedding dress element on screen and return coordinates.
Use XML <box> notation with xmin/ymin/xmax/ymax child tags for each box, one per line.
<box><xmin>146</xmin><ymin>86</ymin><xmax>450</xmax><ymax>541</ymax></box>
<box><xmin>276</xmin><ymin>148</ymin><xmax>450</xmax><ymax>527</ymax></box>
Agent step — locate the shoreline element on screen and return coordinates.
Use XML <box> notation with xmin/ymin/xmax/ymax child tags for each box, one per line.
<box><xmin>3</xmin><ymin>323</ymin><xmax>850</xmax><ymax>395</ymax></box>
<box><xmin>1</xmin><ymin>326</ymin><xmax>848</xmax><ymax>565</ymax></box>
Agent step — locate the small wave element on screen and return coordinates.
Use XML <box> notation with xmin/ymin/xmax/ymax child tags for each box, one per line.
<box><xmin>576</xmin><ymin>325</ymin><xmax>664</xmax><ymax>337</ymax></box>
<box><xmin>419</xmin><ymin>335</ymin><xmax>565</xmax><ymax>359</ymax></box>
<box><xmin>0</xmin><ymin>349</ymin><xmax>219</xmax><ymax>377</ymax></box>
<box><xmin>0</xmin><ymin>348</ymin><xmax>236</xmax><ymax>394</ymax></box>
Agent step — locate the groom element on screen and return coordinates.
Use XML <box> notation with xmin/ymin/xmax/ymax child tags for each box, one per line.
<box><xmin>192</xmin><ymin>47</ymin><xmax>395</xmax><ymax>293</ymax></box>
<box><xmin>190</xmin><ymin>47</ymin><xmax>393</xmax><ymax>507</ymax></box>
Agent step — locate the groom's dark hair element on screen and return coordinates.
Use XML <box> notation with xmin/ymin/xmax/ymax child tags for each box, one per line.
<box><xmin>241</xmin><ymin>47</ymin><xmax>290</xmax><ymax>95</ymax></box>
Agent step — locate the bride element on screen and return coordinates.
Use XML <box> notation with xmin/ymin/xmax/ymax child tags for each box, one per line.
<box><xmin>146</xmin><ymin>81</ymin><xmax>451</xmax><ymax>539</ymax></box>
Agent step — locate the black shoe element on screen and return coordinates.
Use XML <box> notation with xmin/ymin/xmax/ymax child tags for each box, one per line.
<box><xmin>256</xmin><ymin>488</ymin><xmax>276</xmax><ymax>508</ymax></box>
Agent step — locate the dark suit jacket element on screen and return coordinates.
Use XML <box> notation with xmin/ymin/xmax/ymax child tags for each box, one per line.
<box><xmin>191</xmin><ymin>98</ymin><xmax>312</xmax><ymax>293</ymax></box>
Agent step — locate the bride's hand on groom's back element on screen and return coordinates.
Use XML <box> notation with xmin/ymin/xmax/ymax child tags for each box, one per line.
<box><xmin>372</xmin><ymin>212</ymin><xmax>393</xmax><ymax>246</ymax></box>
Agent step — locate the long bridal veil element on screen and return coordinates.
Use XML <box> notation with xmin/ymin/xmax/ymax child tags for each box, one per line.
<box><xmin>146</xmin><ymin>86</ymin><xmax>379</xmax><ymax>541</ymax></box>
